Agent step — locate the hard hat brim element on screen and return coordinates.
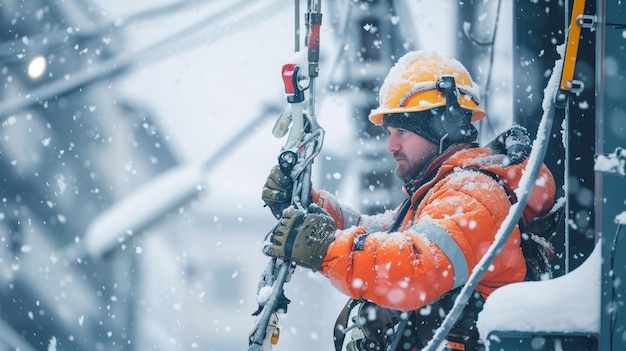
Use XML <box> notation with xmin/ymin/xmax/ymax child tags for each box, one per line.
<box><xmin>369</xmin><ymin>100</ymin><xmax>485</xmax><ymax>125</ymax></box>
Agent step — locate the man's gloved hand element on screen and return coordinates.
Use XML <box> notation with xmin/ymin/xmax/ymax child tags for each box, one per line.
<box><xmin>261</xmin><ymin>165</ymin><xmax>293</xmax><ymax>219</ymax></box>
<box><xmin>262</xmin><ymin>205</ymin><xmax>336</xmax><ymax>272</ymax></box>
<box><xmin>487</xmin><ymin>124</ymin><xmax>532</xmax><ymax>165</ymax></box>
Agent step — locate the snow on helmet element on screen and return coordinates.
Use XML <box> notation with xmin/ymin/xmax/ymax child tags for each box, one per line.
<box><xmin>369</xmin><ymin>51</ymin><xmax>485</xmax><ymax>125</ymax></box>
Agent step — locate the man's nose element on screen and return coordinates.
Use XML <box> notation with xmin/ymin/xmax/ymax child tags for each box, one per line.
<box><xmin>386</xmin><ymin>134</ymin><xmax>400</xmax><ymax>153</ymax></box>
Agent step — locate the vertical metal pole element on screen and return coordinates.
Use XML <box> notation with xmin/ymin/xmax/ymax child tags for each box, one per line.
<box><xmin>295</xmin><ymin>0</ymin><xmax>300</xmax><ymax>51</ymax></box>
<box><xmin>597</xmin><ymin>1</ymin><xmax>626</xmax><ymax>350</ymax></box>
<box><xmin>562</xmin><ymin>0</ymin><xmax>571</xmax><ymax>276</ymax></box>
<box><xmin>307</xmin><ymin>0</ymin><xmax>321</xmax><ymax>120</ymax></box>
<box><xmin>564</xmin><ymin>103</ymin><xmax>571</xmax><ymax>273</ymax></box>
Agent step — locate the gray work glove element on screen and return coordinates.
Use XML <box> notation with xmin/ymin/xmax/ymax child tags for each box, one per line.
<box><xmin>262</xmin><ymin>205</ymin><xmax>336</xmax><ymax>272</ymax></box>
<box><xmin>261</xmin><ymin>165</ymin><xmax>293</xmax><ymax>219</ymax></box>
<box><xmin>487</xmin><ymin>124</ymin><xmax>532</xmax><ymax>165</ymax></box>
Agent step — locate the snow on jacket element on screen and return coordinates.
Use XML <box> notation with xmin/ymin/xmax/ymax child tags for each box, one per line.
<box><xmin>311</xmin><ymin>144</ymin><xmax>556</xmax><ymax>312</ymax></box>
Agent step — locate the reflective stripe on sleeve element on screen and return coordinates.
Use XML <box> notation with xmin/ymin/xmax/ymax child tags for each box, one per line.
<box><xmin>409</xmin><ymin>221</ymin><xmax>469</xmax><ymax>289</ymax></box>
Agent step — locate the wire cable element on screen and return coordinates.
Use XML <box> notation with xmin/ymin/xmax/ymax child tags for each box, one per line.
<box><xmin>462</xmin><ymin>0</ymin><xmax>502</xmax><ymax>141</ymax></box>
<box><xmin>609</xmin><ymin>223</ymin><xmax>624</xmax><ymax>349</ymax></box>
<box><xmin>0</xmin><ymin>0</ymin><xmax>284</xmax><ymax>118</ymax></box>
<box><xmin>0</xmin><ymin>0</ymin><xmax>217</xmax><ymax>61</ymax></box>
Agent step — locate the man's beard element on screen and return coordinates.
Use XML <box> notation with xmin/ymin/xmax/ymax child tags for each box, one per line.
<box><xmin>393</xmin><ymin>152</ymin><xmax>425</xmax><ymax>183</ymax></box>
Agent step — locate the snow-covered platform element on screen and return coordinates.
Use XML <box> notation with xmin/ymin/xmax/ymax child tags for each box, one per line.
<box><xmin>477</xmin><ymin>241</ymin><xmax>601</xmax><ymax>350</ymax></box>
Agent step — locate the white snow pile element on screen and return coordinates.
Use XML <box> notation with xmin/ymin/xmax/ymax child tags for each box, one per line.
<box><xmin>477</xmin><ymin>240</ymin><xmax>601</xmax><ymax>341</ymax></box>
<box><xmin>594</xmin><ymin>147</ymin><xmax>626</xmax><ymax>176</ymax></box>
<box><xmin>616</xmin><ymin>211</ymin><xmax>626</xmax><ymax>225</ymax></box>
<box><xmin>593</xmin><ymin>147</ymin><xmax>626</xmax><ymax>225</ymax></box>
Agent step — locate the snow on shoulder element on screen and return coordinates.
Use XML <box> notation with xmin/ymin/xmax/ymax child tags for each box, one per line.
<box><xmin>477</xmin><ymin>240</ymin><xmax>601</xmax><ymax>341</ymax></box>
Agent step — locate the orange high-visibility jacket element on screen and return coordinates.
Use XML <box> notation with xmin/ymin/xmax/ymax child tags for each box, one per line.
<box><xmin>312</xmin><ymin>145</ymin><xmax>556</xmax><ymax>312</ymax></box>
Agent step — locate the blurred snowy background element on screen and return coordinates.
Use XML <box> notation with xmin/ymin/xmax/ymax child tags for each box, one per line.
<box><xmin>1</xmin><ymin>0</ymin><xmax>601</xmax><ymax>350</ymax></box>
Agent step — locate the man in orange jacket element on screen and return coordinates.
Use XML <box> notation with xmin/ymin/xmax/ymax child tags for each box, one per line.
<box><xmin>261</xmin><ymin>51</ymin><xmax>556</xmax><ymax>350</ymax></box>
